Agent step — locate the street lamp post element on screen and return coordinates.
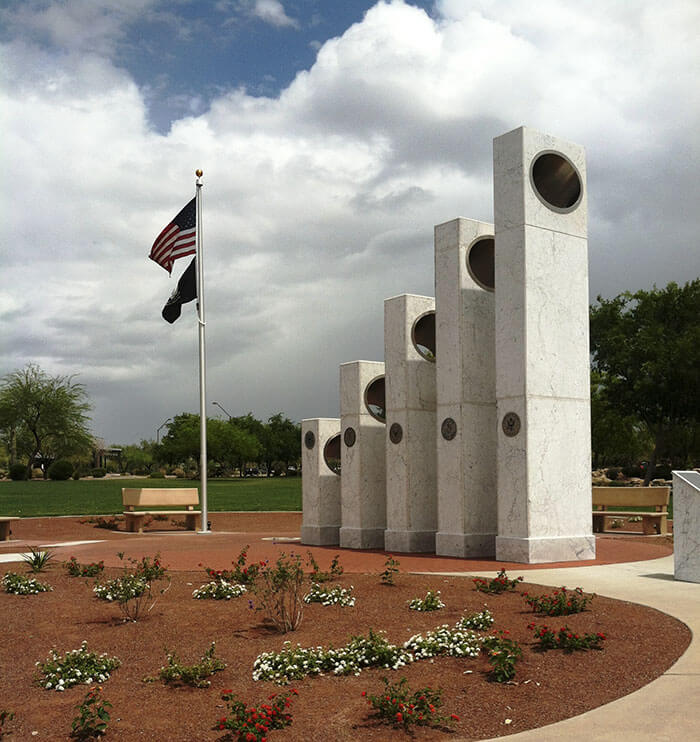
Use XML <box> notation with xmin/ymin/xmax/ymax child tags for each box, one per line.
<box><xmin>212</xmin><ymin>401</ymin><xmax>233</xmax><ymax>420</ymax></box>
<box><xmin>156</xmin><ymin>418</ymin><xmax>172</xmax><ymax>444</ymax></box>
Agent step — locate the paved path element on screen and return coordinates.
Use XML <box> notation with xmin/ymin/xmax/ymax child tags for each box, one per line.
<box><xmin>429</xmin><ymin>556</ymin><xmax>699</xmax><ymax>741</ymax></box>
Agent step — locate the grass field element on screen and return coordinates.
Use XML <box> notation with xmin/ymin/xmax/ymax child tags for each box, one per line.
<box><xmin>0</xmin><ymin>477</ymin><xmax>302</xmax><ymax>517</ymax></box>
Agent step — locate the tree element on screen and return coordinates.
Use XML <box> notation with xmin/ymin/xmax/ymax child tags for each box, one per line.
<box><xmin>590</xmin><ymin>280</ymin><xmax>700</xmax><ymax>483</ymax></box>
<box><xmin>156</xmin><ymin>413</ymin><xmax>261</xmax><ymax>476</ymax></box>
<box><xmin>261</xmin><ymin>414</ymin><xmax>301</xmax><ymax>476</ymax></box>
<box><xmin>117</xmin><ymin>440</ymin><xmax>157</xmax><ymax>474</ymax></box>
<box><xmin>0</xmin><ymin>364</ymin><xmax>93</xmax><ymax>478</ymax></box>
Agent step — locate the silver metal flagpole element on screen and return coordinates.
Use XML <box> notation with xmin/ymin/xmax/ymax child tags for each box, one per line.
<box><xmin>195</xmin><ymin>169</ymin><xmax>209</xmax><ymax>533</ymax></box>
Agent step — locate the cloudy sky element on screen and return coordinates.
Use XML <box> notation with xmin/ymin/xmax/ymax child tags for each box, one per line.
<box><xmin>1</xmin><ymin>0</ymin><xmax>698</xmax><ymax>446</ymax></box>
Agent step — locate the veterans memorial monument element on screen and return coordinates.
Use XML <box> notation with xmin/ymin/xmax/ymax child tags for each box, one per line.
<box><xmin>301</xmin><ymin>126</ymin><xmax>596</xmax><ymax>565</ymax></box>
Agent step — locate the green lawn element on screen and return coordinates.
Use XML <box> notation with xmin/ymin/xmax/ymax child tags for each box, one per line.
<box><xmin>0</xmin><ymin>477</ymin><xmax>302</xmax><ymax>517</ymax></box>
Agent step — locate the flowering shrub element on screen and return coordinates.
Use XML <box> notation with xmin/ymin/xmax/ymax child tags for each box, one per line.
<box><xmin>305</xmin><ymin>552</ymin><xmax>344</xmax><ymax>583</ymax></box>
<box><xmin>381</xmin><ymin>555</ymin><xmax>400</xmax><ymax>585</ymax></box>
<box><xmin>121</xmin><ymin>552</ymin><xmax>167</xmax><ymax>582</ymax></box>
<box><xmin>21</xmin><ymin>546</ymin><xmax>55</xmax><ymax>573</ymax></box>
<box><xmin>408</xmin><ymin>590</ymin><xmax>445</xmax><ymax>612</ymax></box>
<box><xmin>253</xmin><ymin>629</ymin><xmax>413</xmax><ymax>684</ymax></box>
<box><xmin>192</xmin><ymin>580</ymin><xmax>247</xmax><ymax>600</ymax></box>
<box><xmin>153</xmin><ymin>642</ymin><xmax>226</xmax><ymax>687</ymax></box>
<box><xmin>217</xmin><ymin>688</ymin><xmax>297</xmax><ymax>741</ymax></box>
<box><xmin>2</xmin><ymin>571</ymin><xmax>52</xmax><ymax>595</ymax></box>
<box><xmin>65</xmin><ymin>557</ymin><xmax>105</xmax><ymax>578</ymax></box>
<box><xmin>70</xmin><ymin>686</ymin><xmax>111</xmax><ymax>740</ymax></box>
<box><xmin>364</xmin><ymin>677</ymin><xmax>457</xmax><ymax>730</ymax></box>
<box><xmin>252</xmin><ymin>553</ymin><xmax>305</xmax><ymax>633</ymax></box>
<box><xmin>454</xmin><ymin>608</ymin><xmax>495</xmax><ymax>631</ymax></box>
<box><xmin>523</xmin><ymin>586</ymin><xmax>595</xmax><ymax>616</ymax></box>
<box><xmin>482</xmin><ymin>631</ymin><xmax>521</xmax><ymax>682</ymax></box>
<box><xmin>303</xmin><ymin>583</ymin><xmax>355</xmax><ymax>607</ymax></box>
<box><xmin>37</xmin><ymin>641</ymin><xmax>121</xmax><ymax>691</ymax></box>
<box><xmin>94</xmin><ymin>553</ymin><xmax>171</xmax><ymax>621</ymax></box>
<box><xmin>404</xmin><ymin>624</ymin><xmax>484</xmax><ymax>660</ymax></box>
<box><xmin>529</xmin><ymin>623</ymin><xmax>606</xmax><ymax>652</ymax></box>
<box><xmin>473</xmin><ymin>569</ymin><xmax>523</xmax><ymax>594</ymax></box>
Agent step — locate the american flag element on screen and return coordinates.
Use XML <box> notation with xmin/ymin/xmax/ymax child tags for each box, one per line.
<box><xmin>149</xmin><ymin>198</ymin><xmax>196</xmax><ymax>273</ymax></box>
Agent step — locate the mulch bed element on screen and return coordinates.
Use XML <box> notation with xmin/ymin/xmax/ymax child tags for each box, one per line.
<box><xmin>0</xmin><ymin>558</ymin><xmax>690</xmax><ymax>741</ymax></box>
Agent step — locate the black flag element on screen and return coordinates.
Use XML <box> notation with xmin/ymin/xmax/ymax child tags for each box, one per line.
<box><xmin>162</xmin><ymin>257</ymin><xmax>197</xmax><ymax>323</ymax></box>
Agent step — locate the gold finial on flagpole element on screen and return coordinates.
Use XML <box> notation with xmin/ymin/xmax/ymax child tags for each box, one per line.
<box><xmin>196</xmin><ymin>169</ymin><xmax>203</xmax><ymax>177</ymax></box>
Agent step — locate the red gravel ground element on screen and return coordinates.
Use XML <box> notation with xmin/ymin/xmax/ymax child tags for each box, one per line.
<box><xmin>0</xmin><ymin>513</ymin><xmax>688</xmax><ymax>741</ymax></box>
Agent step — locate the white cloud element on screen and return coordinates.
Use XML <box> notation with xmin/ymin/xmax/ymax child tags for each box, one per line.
<box><xmin>1</xmin><ymin>0</ymin><xmax>698</xmax><ymax>444</ymax></box>
<box><xmin>249</xmin><ymin>0</ymin><xmax>298</xmax><ymax>29</ymax></box>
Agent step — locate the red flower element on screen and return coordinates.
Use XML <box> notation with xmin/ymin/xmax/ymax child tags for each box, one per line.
<box><xmin>451</xmin><ymin>714</ymin><xmax>460</xmax><ymax>721</ymax></box>
<box><xmin>361</xmin><ymin>691</ymin><xmax>366</xmax><ymax>697</ymax></box>
<box><xmin>395</xmin><ymin>712</ymin><xmax>403</xmax><ymax>722</ymax></box>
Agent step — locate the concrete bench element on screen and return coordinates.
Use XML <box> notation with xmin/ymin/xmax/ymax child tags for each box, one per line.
<box><xmin>122</xmin><ymin>488</ymin><xmax>200</xmax><ymax>533</ymax></box>
<box><xmin>592</xmin><ymin>486</ymin><xmax>670</xmax><ymax>535</ymax></box>
<box><xmin>0</xmin><ymin>517</ymin><xmax>18</xmax><ymax>541</ymax></box>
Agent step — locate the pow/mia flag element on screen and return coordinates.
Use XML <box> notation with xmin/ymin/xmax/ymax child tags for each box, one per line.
<box><xmin>162</xmin><ymin>257</ymin><xmax>197</xmax><ymax>323</ymax></box>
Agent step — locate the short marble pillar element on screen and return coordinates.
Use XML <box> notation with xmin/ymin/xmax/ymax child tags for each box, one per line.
<box><xmin>339</xmin><ymin>361</ymin><xmax>387</xmax><ymax>549</ymax></box>
<box><xmin>493</xmin><ymin>126</ymin><xmax>595</xmax><ymax>564</ymax></box>
<box><xmin>673</xmin><ymin>471</ymin><xmax>700</xmax><ymax>583</ymax></box>
<box><xmin>384</xmin><ymin>294</ymin><xmax>437</xmax><ymax>553</ymax></box>
<box><xmin>300</xmin><ymin>418</ymin><xmax>341</xmax><ymax>546</ymax></box>
<box><xmin>434</xmin><ymin>218</ymin><xmax>497</xmax><ymax>557</ymax></box>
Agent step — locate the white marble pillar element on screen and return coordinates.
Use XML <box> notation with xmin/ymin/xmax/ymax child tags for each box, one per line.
<box><xmin>434</xmin><ymin>218</ymin><xmax>497</xmax><ymax>557</ymax></box>
<box><xmin>339</xmin><ymin>361</ymin><xmax>387</xmax><ymax>549</ymax></box>
<box><xmin>673</xmin><ymin>471</ymin><xmax>700</xmax><ymax>583</ymax></box>
<box><xmin>300</xmin><ymin>418</ymin><xmax>341</xmax><ymax>545</ymax></box>
<box><xmin>494</xmin><ymin>126</ymin><xmax>595</xmax><ymax>564</ymax></box>
<box><xmin>384</xmin><ymin>294</ymin><xmax>437</xmax><ymax>553</ymax></box>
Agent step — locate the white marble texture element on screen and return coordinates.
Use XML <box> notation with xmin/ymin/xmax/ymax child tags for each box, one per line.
<box><xmin>339</xmin><ymin>361</ymin><xmax>387</xmax><ymax>550</ymax></box>
<box><xmin>300</xmin><ymin>418</ymin><xmax>341</xmax><ymax>546</ymax></box>
<box><xmin>494</xmin><ymin>126</ymin><xmax>594</xmax><ymax>564</ymax></box>
<box><xmin>384</xmin><ymin>294</ymin><xmax>437</xmax><ymax>553</ymax></box>
<box><xmin>434</xmin><ymin>218</ymin><xmax>497</xmax><ymax>557</ymax></box>
<box><xmin>673</xmin><ymin>471</ymin><xmax>700</xmax><ymax>583</ymax></box>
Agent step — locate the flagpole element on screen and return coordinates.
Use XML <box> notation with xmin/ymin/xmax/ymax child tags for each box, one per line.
<box><xmin>195</xmin><ymin>169</ymin><xmax>209</xmax><ymax>533</ymax></box>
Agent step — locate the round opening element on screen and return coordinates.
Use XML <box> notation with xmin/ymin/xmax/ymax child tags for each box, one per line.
<box><xmin>364</xmin><ymin>375</ymin><xmax>386</xmax><ymax>423</ymax></box>
<box><xmin>323</xmin><ymin>434</ymin><xmax>341</xmax><ymax>475</ymax></box>
<box><xmin>411</xmin><ymin>311</ymin><xmax>436</xmax><ymax>362</ymax></box>
<box><xmin>530</xmin><ymin>152</ymin><xmax>582</xmax><ymax>211</ymax></box>
<box><xmin>466</xmin><ymin>236</ymin><xmax>495</xmax><ymax>291</ymax></box>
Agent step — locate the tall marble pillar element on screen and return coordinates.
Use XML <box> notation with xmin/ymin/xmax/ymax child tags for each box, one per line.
<box><xmin>673</xmin><ymin>471</ymin><xmax>700</xmax><ymax>583</ymax></box>
<box><xmin>300</xmin><ymin>418</ymin><xmax>341</xmax><ymax>546</ymax></box>
<box><xmin>384</xmin><ymin>294</ymin><xmax>437</xmax><ymax>553</ymax></box>
<box><xmin>339</xmin><ymin>361</ymin><xmax>387</xmax><ymax>549</ymax></box>
<box><xmin>493</xmin><ymin>126</ymin><xmax>595</xmax><ymax>563</ymax></box>
<box><xmin>434</xmin><ymin>217</ymin><xmax>497</xmax><ymax>557</ymax></box>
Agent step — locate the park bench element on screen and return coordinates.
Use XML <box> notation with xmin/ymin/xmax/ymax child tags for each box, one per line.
<box><xmin>122</xmin><ymin>488</ymin><xmax>201</xmax><ymax>533</ymax></box>
<box><xmin>592</xmin><ymin>486</ymin><xmax>670</xmax><ymax>535</ymax></box>
<box><xmin>0</xmin><ymin>517</ymin><xmax>18</xmax><ymax>541</ymax></box>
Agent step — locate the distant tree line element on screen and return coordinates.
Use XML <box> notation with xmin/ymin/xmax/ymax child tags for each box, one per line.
<box><xmin>1</xmin><ymin>280</ymin><xmax>698</xmax><ymax>482</ymax></box>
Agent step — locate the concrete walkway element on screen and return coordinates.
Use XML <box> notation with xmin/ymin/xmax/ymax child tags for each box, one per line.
<box><xmin>431</xmin><ymin>555</ymin><xmax>699</xmax><ymax>741</ymax></box>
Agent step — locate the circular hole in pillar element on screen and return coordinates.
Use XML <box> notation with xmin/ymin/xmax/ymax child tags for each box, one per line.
<box><xmin>530</xmin><ymin>151</ymin><xmax>582</xmax><ymax>211</ymax></box>
<box><xmin>466</xmin><ymin>236</ymin><xmax>495</xmax><ymax>292</ymax></box>
<box><xmin>323</xmin><ymin>433</ymin><xmax>341</xmax><ymax>475</ymax></box>
<box><xmin>411</xmin><ymin>311</ymin><xmax>436</xmax><ymax>362</ymax></box>
<box><xmin>364</xmin><ymin>375</ymin><xmax>386</xmax><ymax>423</ymax></box>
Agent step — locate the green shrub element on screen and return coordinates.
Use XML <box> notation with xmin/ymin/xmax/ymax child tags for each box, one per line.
<box><xmin>149</xmin><ymin>470</ymin><xmax>165</xmax><ymax>479</ymax></box>
<box><xmin>48</xmin><ymin>459</ymin><xmax>74</xmax><ymax>481</ymax></box>
<box><xmin>365</xmin><ymin>677</ymin><xmax>456</xmax><ymax>730</ymax></box>
<box><xmin>622</xmin><ymin>464</ymin><xmax>644</xmax><ymax>478</ymax></box>
<box><xmin>9</xmin><ymin>463</ymin><xmax>27</xmax><ymax>481</ymax></box>
<box><xmin>132</xmin><ymin>468</ymin><xmax>147</xmax><ymax>476</ymax></box>
<box><xmin>152</xmin><ymin>642</ymin><xmax>225</xmax><ymax>688</ymax></box>
<box><xmin>72</xmin><ymin>469</ymin><xmax>83</xmax><ymax>480</ymax></box>
<box><xmin>91</xmin><ymin>468</ymin><xmax>107</xmax><ymax>478</ymax></box>
<box><xmin>605</xmin><ymin>467</ymin><xmax>621</xmax><ymax>481</ymax></box>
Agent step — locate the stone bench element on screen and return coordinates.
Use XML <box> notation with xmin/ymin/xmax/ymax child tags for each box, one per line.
<box><xmin>122</xmin><ymin>488</ymin><xmax>200</xmax><ymax>533</ymax></box>
<box><xmin>592</xmin><ymin>486</ymin><xmax>670</xmax><ymax>535</ymax></box>
<box><xmin>0</xmin><ymin>517</ymin><xmax>18</xmax><ymax>541</ymax></box>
